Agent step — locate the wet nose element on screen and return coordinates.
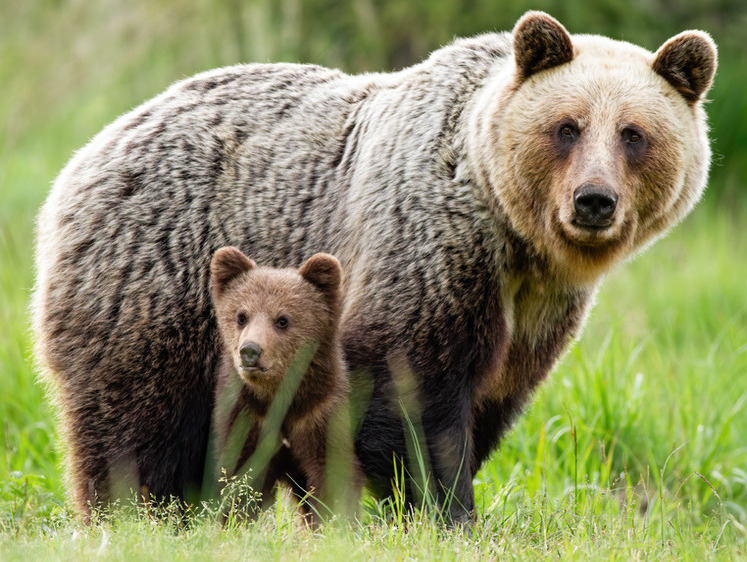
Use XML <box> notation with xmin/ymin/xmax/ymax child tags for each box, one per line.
<box><xmin>573</xmin><ymin>184</ymin><xmax>618</xmax><ymax>227</ymax></box>
<box><xmin>240</xmin><ymin>342</ymin><xmax>262</xmax><ymax>368</ymax></box>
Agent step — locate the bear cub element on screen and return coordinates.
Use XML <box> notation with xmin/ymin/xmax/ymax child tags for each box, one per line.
<box><xmin>210</xmin><ymin>246</ymin><xmax>360</xmax><ymax>524</ymax></box>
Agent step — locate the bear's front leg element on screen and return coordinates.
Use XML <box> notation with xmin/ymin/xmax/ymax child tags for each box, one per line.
<box><xmin>286</xmin><ymin>427</ymin><xmax>330</xmax><ymax>527</ymax></box>
<box><xmin>342</xmin><ymin>284</ymin><xmax>504</xmax><ymax>526</ymax></box>
<box><xmin>417</xmin><ymin>373</ymin><xmax>476</xmax><ymax>526</ymax></box>
<box><xmin>372</xmin><ymin>353</ymin><xmax>477</xmax><ymax>526</ymax></box>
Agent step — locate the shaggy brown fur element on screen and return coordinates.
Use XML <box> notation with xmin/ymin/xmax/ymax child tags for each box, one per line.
<box><xmin>33</xmin><ymin>11</ymin><xmax>716</xmax><ymax>523</ymax></box>
<box><xmin>211</xmin><ymin>248</ymin><xmax>360</xmax><ymax>524</ymax></box>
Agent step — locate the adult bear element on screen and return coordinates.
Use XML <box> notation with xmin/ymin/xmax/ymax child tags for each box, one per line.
<box><xmin>33</xmin><ymin>12</ymin><xmax>717</xmax><ymax>523</ymax></box>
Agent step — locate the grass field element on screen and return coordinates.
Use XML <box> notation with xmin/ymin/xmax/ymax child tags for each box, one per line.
<box><xmin>2</xmin><ymin>197</ymin><xmax>745</xmax><ymax>559</ymax></box>
<box><xmin>1</xmin><ymin>2</ymin><xmax>746</xmax><ymax>559</ymax></box>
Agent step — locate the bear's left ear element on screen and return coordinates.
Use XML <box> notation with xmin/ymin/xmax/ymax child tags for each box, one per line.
<box><xmin>298</xmin><ymin>253</ymin><xmax>342</xmax><ymax>303</ymax></box>
<box><xmin>653</xmin><ymin>31</ymin><xmax>717</xmax><ymax>105</ymax></box>
<box><xmin>513</xmin><ymin>11</ymin><xmax>574</xmax><ymax>83</ymax></box>
<box><xmin>210</xmin><ymin>246</ymin><xmax>256</xmax><ymax>297</ymax></box>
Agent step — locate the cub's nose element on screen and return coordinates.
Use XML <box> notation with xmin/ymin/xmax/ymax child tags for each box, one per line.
<box><xmin>240</xmin><ymin>342</ymin><xmax>262</xmax><ymax>368</ymax></box>
<box><xmin>573</xmin><ymin>184</ymin><xmax>618</xmax><ymax>227</ymax></box>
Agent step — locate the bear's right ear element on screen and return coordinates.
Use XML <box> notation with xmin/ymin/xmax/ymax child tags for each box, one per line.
<box><xmin>513</xmin><ymin>11</ymin><xmax>574</xmax><ymax>83</ymax></box>
<box><xmin>653</xmin><ymin>31</ymin><xmax>717</xmax><ymax>105</ymax></box>
<box><xmin>210</xmin><ymin>246</ymin><xmax>255</xmax><ymax>296</ymax></box>
<box><xmin>298</xmin><ymin>253</ymin><xmax>342</xmax><ymax>304</ymax></box>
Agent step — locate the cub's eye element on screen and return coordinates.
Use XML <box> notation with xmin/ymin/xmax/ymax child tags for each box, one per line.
<box><xmin>237</xmin><ymin>312</ymin><xmax>247</xmax><ymax>327</ymax></box>
<box><xmin>275</xmin><ymin>316</ymin><xmax>289</xmax><ymax>330</ymax></box>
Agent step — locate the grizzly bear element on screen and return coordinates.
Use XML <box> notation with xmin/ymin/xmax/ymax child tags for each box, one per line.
<box><xmin>209</xmin><ymin>247</ymin><xmax>359</xmax><ymax>523</ymax></box>
<box><xmin>33</xmin><ymin>11</ymin><xmax>717</xmax><ymax>523</ymax></box>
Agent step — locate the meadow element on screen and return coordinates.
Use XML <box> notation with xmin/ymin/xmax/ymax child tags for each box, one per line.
<box><xmin>1</xmin><ymin>1</ymin><xmax>745</xmax><ymax>559</ymax></box>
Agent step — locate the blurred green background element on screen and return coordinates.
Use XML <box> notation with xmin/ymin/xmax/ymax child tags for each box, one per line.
<box><xmin>1</xmin><ymin>0</ymin><xmax>745</xmax><ymax>542</ymax></box>
<box><xmin>2</xmin><ymin>0</ymin><xmax>746</xmax><ymax>218</ymax></box>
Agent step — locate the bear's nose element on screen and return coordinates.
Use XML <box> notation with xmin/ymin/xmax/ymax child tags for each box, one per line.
<box><xmin>240</xmin><ymin>342</ymin><xmax>262</xmax><ymax>368</ymax></box>
<box><xmin>573</xmin><ymin>184</ymin><xmax>618</xmax><ymax>227</ymax></box>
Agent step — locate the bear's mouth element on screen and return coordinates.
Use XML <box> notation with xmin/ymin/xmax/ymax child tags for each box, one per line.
<box><xmin>566</xmin><ymin>221</ymin><xmax>615</xmax><ymax>246</ymax></box>
<box><xmin>554</xmin><ymin>210</ymin><xmax>623</xmax><ymax>247</ymax></box>
<box><xmin>571</xmin><ymin>218</ymin><xmax>614</xmax><ymax>231</ymax></box>
<box><xmin>240</xmin><ymin>365</ymin><xmax>267</xmax><ymax>374</ymax></box>
<box><xmin>552</xmin><ymin>211</ymin><xmax>636</xmax><ymax>259</ymax></box>
<box><xmin>237</xmin><ymin>366</ymin><xmax>273</xmax><ymax>386</ymax></box>
<box><xmin>237</xmin><ymin>361</ymin><xmax>277</xmax><ymax>383</ymax></box>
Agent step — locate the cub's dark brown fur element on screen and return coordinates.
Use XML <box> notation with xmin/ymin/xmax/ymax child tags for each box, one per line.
<box><xmin>211</xmin><ymin>247</ymin><xmax>359</xmax><ymax>523</ymax></box>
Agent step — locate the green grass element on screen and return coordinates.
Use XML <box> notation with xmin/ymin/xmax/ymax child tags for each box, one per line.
<box><xmin>2</xmin><ymin>145</ymin><xmax>745</xmax><ymax>561</ymax></box>
<box><xmin>2</xmin><ymin>1</ymin><xmax>746</xmax><ymax>559</ymax></box>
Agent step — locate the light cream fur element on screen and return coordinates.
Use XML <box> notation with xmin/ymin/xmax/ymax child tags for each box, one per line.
<box><xmin>469</xmin><ymin>14</ymin><xmax>716</xmax><ymax>285</ymax></box>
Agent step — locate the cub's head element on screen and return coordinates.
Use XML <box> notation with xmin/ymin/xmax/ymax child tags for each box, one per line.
<box><xmin>210</xmin><ymin>247</ymin><xmax>342</xmax><ymax>394</ymax></box>
<box><xmin>472</xmin><ymin>11</ymin><xmax>717</xmax><ymax>283</ymax></box>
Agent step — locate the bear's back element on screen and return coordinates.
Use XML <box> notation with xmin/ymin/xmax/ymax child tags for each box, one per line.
<box><xmin>32</xmin><ymin>31</ymin><xmax>513</xmax><ymax>516</ymax></box>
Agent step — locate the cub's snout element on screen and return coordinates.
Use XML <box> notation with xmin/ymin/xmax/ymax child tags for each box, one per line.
<box><xmin>239</xmin><ymin>342</ymin><xmax>263</xmax><ymax>369</ymax></box>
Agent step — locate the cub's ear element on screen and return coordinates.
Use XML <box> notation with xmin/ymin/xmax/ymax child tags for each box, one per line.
<box><xmin>653</xmin><ymin>31</ymin><xmax>717</xmax><ymax>105</ymax></box>
<box><xmin>210</xmin><ymin>246</ymin><xmax>255</xmax><ymax>296</ymax></box>
<box><xmin>513</xmin><ymin>11</ymin><xmax>574</xmax><ymax>83</ymax></box>
<box><xmin>298</xmin><ymin>253</ymin><xmax>342</xmax><ymax>302</ymax></box>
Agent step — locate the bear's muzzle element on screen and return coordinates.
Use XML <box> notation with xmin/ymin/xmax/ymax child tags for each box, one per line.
<box><xmin>573</xmin><ymin>183</ymin><xmax>618</xmax><ymax>228</ymax></box>
<box><xmin>240</xmin><ymin>342</ymin><xmax>263</xmax><ymax>369</ymax></box>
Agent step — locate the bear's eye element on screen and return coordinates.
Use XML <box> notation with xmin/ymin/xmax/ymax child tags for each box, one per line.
<box><xmin>623</xmin><ymin>128</ymin><xmax>644</xmax><ymax>144</ymax></box>
<box><xmin>556</xmin><ymin>121</ymin><xmax>579</xmax><ymax>146</ymax></box>
<box><xmin>553</xmin><ymin>121</ymin><xmax>579</xmax><ymax>157</ymax></box>
<box><xmin>560</xmin><ymin>125</ymin><xmax>576</xmax><ymax>138</ymax></box>
<box><xmin>621</xmin><ymin>127</ymin><xmax>648</xmax><ymax>164</ymax></box>
<box><xmin>275</xmin><ymin>316</ymin><xmax>290</xmax><ymax>330</ymax></box>
<box><xmin>237</xmin><ymin>312</ymin><xmax>247</xmax><ymax>327</ymax></box>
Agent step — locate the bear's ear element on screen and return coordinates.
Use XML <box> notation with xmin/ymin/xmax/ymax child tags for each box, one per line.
<box><xmin>210</xmin><ymin>246</ymin><xmax>255</xmax><ymax>296</ymax></box>
<box><xmin>653</xmin><ymin>31</ymin><xmax>717</xmax><ymax>105</ymax></box>
<box><xmin>513</xmin><ymin>11</ymin><xmax>574</xmax><ymax>83</ymax></box>
<box><xmin>298</xmin><ymin>253</ymin><xmax>342</xmax><ymax>302</ymax></box>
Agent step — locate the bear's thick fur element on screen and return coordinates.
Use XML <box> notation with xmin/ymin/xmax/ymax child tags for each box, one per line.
<box><xmin>33</xmin><ymin>12</ymin><xmax>717</xmax><ymax>522</ymax></box>
<box><xmin>210</xmin><ymin>248</ymin><xmax>359</xmax><ymax>523</ymax></box>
